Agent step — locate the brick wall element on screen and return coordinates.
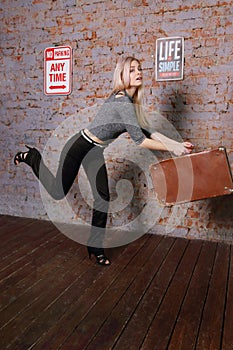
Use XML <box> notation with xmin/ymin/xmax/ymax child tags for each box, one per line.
<box><xmin>1</xmin><ymin>0</ymin><xmax>232</xmax><ymax>243</ymax></box>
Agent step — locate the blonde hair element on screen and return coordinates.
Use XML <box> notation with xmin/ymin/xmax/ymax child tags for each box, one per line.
<box><xmin>111</xmin><ymin>56</ymin><xmax>149</xmax><ymax>128</ymax></box>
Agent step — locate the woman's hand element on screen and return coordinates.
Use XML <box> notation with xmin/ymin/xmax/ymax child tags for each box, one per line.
<box><xmin>171</xmin><ymin>141</ymin><xmax>194</xmax><ymax>156</ymax></box>
<box><xmin>140</xmin><ymin>135</ymin><xmax>194</xmax><ymax>156</ymax></box>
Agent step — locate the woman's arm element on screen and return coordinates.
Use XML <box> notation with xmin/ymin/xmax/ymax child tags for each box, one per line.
<box><xmin>139</xmin><ymin>131</ymin><xmax>194</xmax><ymax>156</ymax></box>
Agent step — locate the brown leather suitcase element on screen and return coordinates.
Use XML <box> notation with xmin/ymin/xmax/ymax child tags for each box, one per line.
<box><xmin>150</xmin><ymin>147</ymin><xmax>233</xmax><ymax>206</ymax></box>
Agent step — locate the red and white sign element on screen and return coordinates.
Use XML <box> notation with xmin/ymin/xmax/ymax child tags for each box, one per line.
<box><xmin>44</xmin><ymin>45</ymin><xmax>72</xmax><ymax>95</ymax></box>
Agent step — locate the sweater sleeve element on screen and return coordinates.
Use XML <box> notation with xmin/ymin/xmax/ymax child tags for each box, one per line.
<box><xmin>115</xmin><ymin>95</ymin><xmax>147</xmax><ymax>145</ymax></box>
<box><xmin>141</xmin><ymin>128</ymin><xmax>152</xmax><ymax>138</ymax></box>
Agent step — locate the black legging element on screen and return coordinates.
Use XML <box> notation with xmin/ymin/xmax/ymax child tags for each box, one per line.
<box><xmin>26</xmin><ymin>131</ymin><xmax>110</xmax><ymax>255</ymax></box>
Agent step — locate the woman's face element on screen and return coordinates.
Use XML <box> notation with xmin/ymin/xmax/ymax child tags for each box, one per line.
<box><xmin>129</xmin><ymin>60</ymin><xmax>143</xmax><ymax>88</ymax></box>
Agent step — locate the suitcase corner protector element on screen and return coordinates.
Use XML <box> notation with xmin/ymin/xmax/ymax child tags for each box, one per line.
<box><xmin>218</xmin><ymin>146</ymin><xmax>226</xmax><ymax>152</ymax></box>
<box><xmin>224</xmin><ymin>187</ymin><xmax>233</xmax><ymax>194</ymax></box>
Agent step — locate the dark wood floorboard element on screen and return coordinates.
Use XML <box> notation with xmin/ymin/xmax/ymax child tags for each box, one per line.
<box><xmin>0</xmin><ymin>215</ymin><xmax>232</xmax><ymax>350</ymax></box>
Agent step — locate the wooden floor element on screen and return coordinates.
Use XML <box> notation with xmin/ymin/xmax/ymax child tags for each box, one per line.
<box><xmin>0</xmin><ymin>215</ymin><xmax>233</xmax><ymax>350</ymax></box>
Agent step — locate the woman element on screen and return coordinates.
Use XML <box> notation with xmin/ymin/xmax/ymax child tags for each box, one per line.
<box><xmin>14</xmin><ymin>56</ymin><xmax>194</xmax><ymax>266</ymax></box>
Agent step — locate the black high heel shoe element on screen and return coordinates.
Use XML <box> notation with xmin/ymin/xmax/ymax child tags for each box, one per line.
<box><xmin>14</xmin><ymin>145</ymin><xmax>33</xmax><ymax>165</ymax></box>
<box><xmin>88</xmin><ymin>251</ymin><xmax>111</xmax><ymax>266</ymax></box>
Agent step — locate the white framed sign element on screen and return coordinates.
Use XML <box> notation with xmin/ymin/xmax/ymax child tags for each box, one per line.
<box><xmin>44</xmin><ymin>45</ymin><xmax>72</xmax><ymax>95</ymax></box>
<box><xmin>156</xmin><ymin>37</ymin><xmax>184</xmax><ymax>81</ymax></box>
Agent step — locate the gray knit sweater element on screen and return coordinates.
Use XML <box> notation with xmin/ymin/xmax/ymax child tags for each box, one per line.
<box><xmin>88</xmin><ymin>91</ymin><xmax>151</xmax><ymax>145</ymax></box>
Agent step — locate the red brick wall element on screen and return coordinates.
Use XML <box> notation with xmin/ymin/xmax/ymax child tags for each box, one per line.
<box><xmin>1</xmin><ymin>0</ymin><xmax>232</xmax><ymax>242</ymax></box>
